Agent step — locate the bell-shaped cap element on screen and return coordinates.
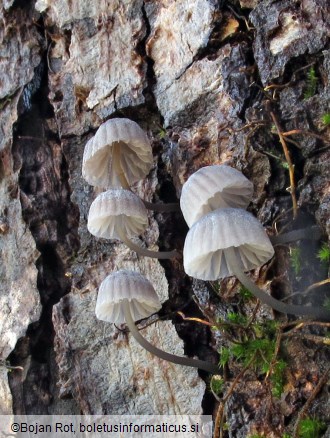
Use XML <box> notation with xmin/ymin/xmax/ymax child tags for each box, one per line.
<box><xmin>87</xmin><ymin>189</ymin><xmax>148</xmax><ymax>239</ymax></box>
<box><xmin>82</xmin><ymin>118</ymin><xmax>153</xmax><ymax>188</ymax></box>
<box><xmin>180</xmin><ymin>165</ymin><xmax>254</xmax><ymax>227</ymax></box>
<box><xmin>95</xmin><ymin>270</ymin><xmax>162</xmax><ymax>324</ymax></box>
<box><xmin>183</xmin><ymin>208</ymin><xmax>274</xmax><ymax>280</ymax></box>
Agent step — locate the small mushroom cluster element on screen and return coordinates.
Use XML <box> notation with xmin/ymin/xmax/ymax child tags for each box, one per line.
<box><xmin>181</xmin><ymin>165</ymin><xmax>330</xmax><ymax>320</ymax></box>
<box><xmin>82</xmin><ymin>120</ymin><xmax>329</xmax><ymax>378</ymax></box>
<box><xmin>82</xmin><ymin>118</ymin><xmax>219</xmax><ymax>374</ymax></box>
<box><xmin>83</xmin><ymin>118</ymin><xmax>178</xmax><ymax>259</ymax></box>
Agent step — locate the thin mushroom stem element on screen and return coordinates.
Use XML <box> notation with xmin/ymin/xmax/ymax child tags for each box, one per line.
<box><xmin>142</xmin><ymin>199</ymin><xmax>181</xmax><ymax>213</ymax></box>
<box><xmin>122</xmin><ymin>299</ymin><xmax>220</xmax><ymax>374</ymax></box>
<box><xmin>117</xmin><ymin>226</ymin><xmax>179</xmax><ymax>259</ymax></box>
<box><xmin>270</xmin><ymin>226</ymin><xmax>321</xmax><ymax>245</ymax></box>
<box><xmin>225</xmin><ymin>247</ymin><xmax>330</xmax><ymax>320</ymax></box>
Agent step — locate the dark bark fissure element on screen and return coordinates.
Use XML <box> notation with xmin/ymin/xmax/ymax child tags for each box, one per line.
<box><xmin>138</xmin><ymin>1</ymin><xmax>158</xmax><ymax>114</ymax></box>
<box><xmin>8</xmin><ymin>44</ymin><xmax>80</xmax><ymax>413</ymax></box>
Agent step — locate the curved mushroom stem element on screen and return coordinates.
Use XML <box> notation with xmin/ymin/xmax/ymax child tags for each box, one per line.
<box><xmin>122</xmin><ymin>300</ymin><xmax>220</xmax><ymax>374</ymax></box>
<box><xmin>142</xmin><ymin>200</ymin><xmax>181</xmax><ymax>213</ymax></box>
<box><xmin>225</xmin><ymin>247</ymin><xmax>330</xmax><ymax>320</ymax></box>
<box><xmin>117</xmin><ymin>226</ymin><xmax>180</xmax><ymax>260</ymax></box>
<box><xmin>270</xmin><ymin>226</ymin><xmax>321</xmax><ymax>246</ymax></box>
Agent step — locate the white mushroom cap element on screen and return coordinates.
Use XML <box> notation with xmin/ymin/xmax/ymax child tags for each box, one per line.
<box><xmin>183</xmin><ymin>208</ymin><xmax>274</xmax><ymax>280</ymax></box>
<box><xmin>95</xmin><ymin>270</ymin><xmax>161</xmax><ymax>324</ymax></box>
<box><xmin>82</xmin><ymin>118</ymin><xmax>153</xmax><ymax>188</ymax></box>
<box><xmin>180</xmin><ymin>165</ymin><xmax>254</xmax><ymax>227</ymax></box>
<box><xmin>87</xmin><ymin>189</ymin><xmax>148</xmax><ymax>239</ymax></box>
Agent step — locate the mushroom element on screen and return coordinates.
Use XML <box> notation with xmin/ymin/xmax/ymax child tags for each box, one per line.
<box><xmin>82</xmin><ymin>118</ymin><xmax>179</xmax><ymax>212</ymax></box>
<box><xmin>183</xmin><ymin>208</ymin><xmax>330</xmax><ymax>320</ymax></box>
<box><xmin>96</xmin><ymin>270</ymin><xmax>220</xmax><ymax>374</ymax></box>
<box><xmin>87</xmin><ymin>189</ymin><xmax>179</xmax><ymax>259</ymax></box>
<box><xmin>180</xmin><ymin>165</ymin><xmax>254</xmax><ymax>227</ymax></box>
<box><xmin>180</xmin><ymin>165</ymin><xmax>321</xmax><ymax>246</ymax></box>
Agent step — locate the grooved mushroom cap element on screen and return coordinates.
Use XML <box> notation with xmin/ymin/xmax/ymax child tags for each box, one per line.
<box><xmin>95</xmin><ymin>270</ymin><xmax>161</xmax><ymax>324</ymax></box>
<box><xmin>180</xmin><ymin>165</ymin><xmax>254</xmax><ymax>227</ymax></box>
<box><xmin>82</xmin><ymin>118</ymin><xmax>153</xmax><ymax>188</ymax></box>
<box><xmin>183</xmin><ymin>207</ymin><xmax>274</xmax><ymax>280</ymax></box>
<box><xmin>87</xmin><ymin>189</ymin><xmax>148</xmax><ymax>239</ymax></box>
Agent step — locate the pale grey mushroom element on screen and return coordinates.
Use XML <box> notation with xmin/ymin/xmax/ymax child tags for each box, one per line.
<box><xmin>180</xmin><ymin>165</ymin><xmax>254</xmax><ymax>227</ymax></box>
<box><xmin>96</xmin><ymin>270</ymin><xmax>219</xmax><ymax>374</ymax></box>
<box><xmin>82</xmin><ymin>118</ymin><xmax>179</xmax><ymax>212</ymax></box>
<box><xmin>82</xmin><ymin>118</ymin><xmax>153</xmax><ymax>189</ymax></box>
<box><xmin>179</xmin><ymin>164</ymin><xmax>317</xmax><ymax>244</ymax></box>
<box><xmin>183</xmin><ymin>208</ymin><xmax>330</xmax><ymax>320</ymax></box>
<box><xmin>87</xmin><ymin>189</ymin><xmax>179</xmax><ymax>259</ymax></box>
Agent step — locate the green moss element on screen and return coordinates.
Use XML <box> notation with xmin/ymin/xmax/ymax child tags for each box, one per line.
<box><xmin>271</xmin><ymin>359</ymin><xmax>287</xmax><ymax>398</ymax></box>
<box><xmin>217</xmin><ymin>316</ymin><xmax>285</xmax><ymax>397</ymax></box>
<box><xmin>298</xmin><ymin>417</ymin><xmax>326</xmax><ymax>438</ymax></box>
<box><xmin>223</xmin><ymin>337</ymin><xmax>277</xmax><ymax>373</ymax></box>
<box><xmin>317</xmin><ymin>243</ymin><xmax>330</xmax><ymax>264</ymax></box>
<box><xmin>219</xmin><ymin>346</ymin><xmax>231</xmax><ymax>367</ymax></box>
<box><xmin>304</xmin><ymin>66</ymin><xmax>318</xmax><ymax>99</ymax></box>
<box><xmin>210</xmin><ymin>375</ymin><xmax>225</xmax><ymax>396</ymax></box>
<box><xmin>158</xmin><ymin>128</ymin><xmax>167</xmax><ymax>139</ymax></box>
<box><xmin>227</xmin><ymin>312</ymin><xmax>248</xmax><ymax>325</ymax></box>
<box><xmin>239</xmin><ymin>285</ymin><xmax>254</xmax><ymax>300</ymax></box>
<box><xmin>321</xmin><ymin>113</ymin><xmax>330</xmax><ymax>126</ymax></box>
<box><xmin>290</xmin><ymin>247</ymin><xmax>302</xmax><ymax>276</ymax></box>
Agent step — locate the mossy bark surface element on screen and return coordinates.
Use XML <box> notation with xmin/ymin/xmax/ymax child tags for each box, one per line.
<box><xmin>1</xmin><ymin>0</ymin><xmax>329</xmax><ymax>435</ymax></box>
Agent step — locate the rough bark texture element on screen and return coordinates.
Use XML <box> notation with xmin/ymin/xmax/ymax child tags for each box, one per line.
<box><xmin>1</xmin><ymin>0</ymin><xmax>329</xmax><ymax>436</ymax></box>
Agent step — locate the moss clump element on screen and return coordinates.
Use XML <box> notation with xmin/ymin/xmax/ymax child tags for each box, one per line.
<box><xmin>304</xmin><ymin>66</ymin><xmax>318</xmax><ymax>99</ymax></box>
<box><xmin>298</xmin><ymin>417</ymin><xmax>326</xmax><ymax>438</ymax></box>
<box><xmin>317</xmin><ymin>243</ymin><xmax>330</xmax><ymax>264</ymax></box>
<box><xmin>321</xmin><ymin>113</ymin><xmax>330</xmax><ymax>126</ymax></box>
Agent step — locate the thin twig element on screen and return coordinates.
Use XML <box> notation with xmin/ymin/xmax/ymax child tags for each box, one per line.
<box><xmin>265</xmin><ymin>329</ymin><xmax>283</xmax><ymax>381</ymax></box>
<box><xmin>302</xmin><ymin>278</ymin><xmax>330</xmax><ymax>296</ymax></box>
<box><xmin>293</xmin><ymin>367</ymin><xmax>330</xmax><ymax>438</ymax></box>
<box><xmin>272</xmin><ymin>208</ymin><xmax>294</xmax><ymax>235</ymax></box>
<box><xmin>177</xmin><ymin>311</ymin><xmax>214</xmax><ymax>327</ymax></box>
<box><xmin>264</xmin><ymin>63</ymin><xmax>316</xmax><ymax>93</ymax></box>
<box><xmin>283</xmin><ymin>332</ymin><xmax>330</xmax><ymax>345</ymax></box>
<box><xmin>214</xmin><ymin>355</ymin><xmax>256</xmax><ymax>438</ymax></box>
<box><xmin>281</xmin><ymin>278</ymin><xmax>330</xmax><ymax>302</ymax></box>
<box><xmin>245</xmin><ymin>301</ymin><xmax>261</xmax><ymax>330</ymax></box>
<box><xmin>282</xmin><ymin>129</ymin><xmax>330</xmax><ymax>144</ymax></box>
<box><xmin>226</xmin><ymin>4</ymin><xmax>254</xmax><ymax>31</ymax></box>
<box><xmin>303</xmin><ymin>276</ymin><xmax>330</xmax><ymax>295</ymax></box>
<box><xmin>270</xmin><ymin>112</ymin><xmax>298</xmax><ymax>219</ymax></box>
<box><xmin>0</xmin><ymin>361</ymin><xmax>24</xmax><ymax>371</ymax></box>
<box><xmin>284</xmin><ymin>136</ymin><xmax>301</xmax><ymax>148</ymax></box>
<box><xmin>280</xmin><ymin>320</ymin><xmax>330</xmax><ymax>331</ymax></box>
<box><xmin>264</xmin><ymin>83</ymin><xmax>291</xmax><ymax>91</ymax></box>
<box><xmin>231</xmin><ymin>121</ymin><xmax>267</xmax><ymax>133</ymax></box>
